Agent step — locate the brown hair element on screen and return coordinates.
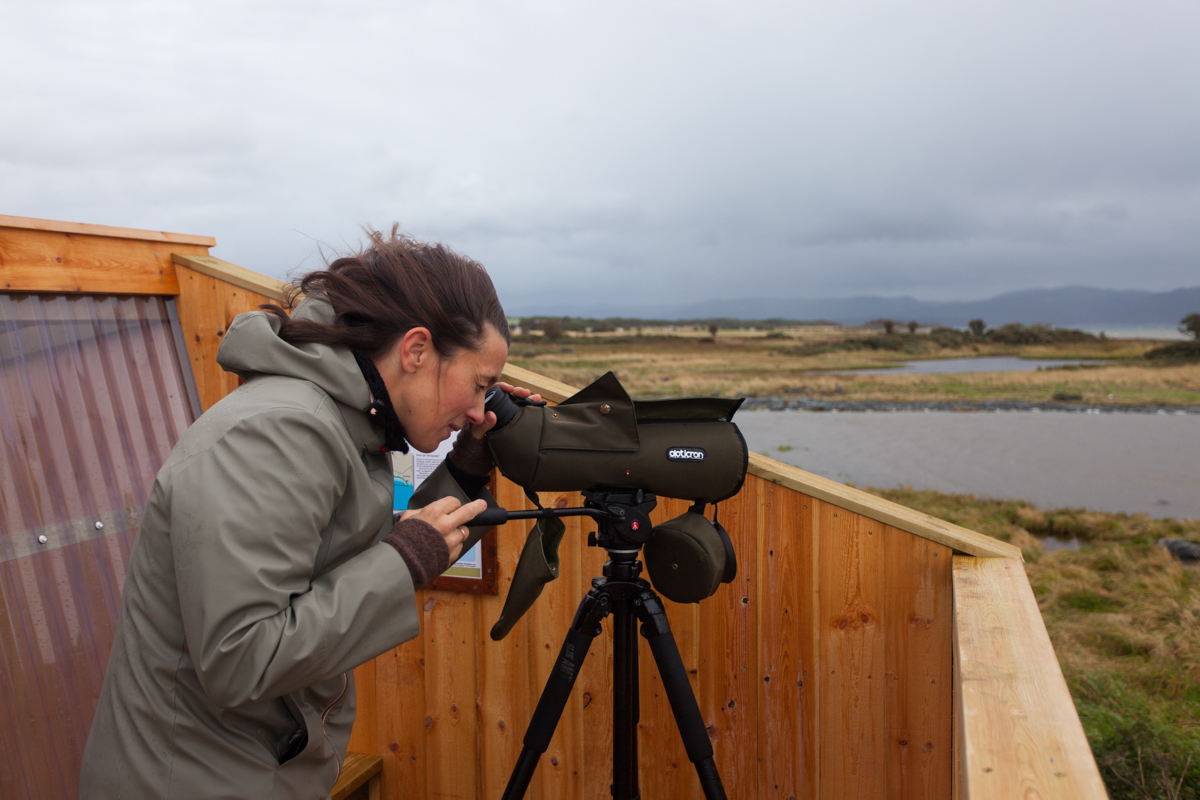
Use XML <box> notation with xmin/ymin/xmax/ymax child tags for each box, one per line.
<box><xmin>262</xmin><ymin>226</ymin><xmax>509</xmax><ymax>359</ymax></box>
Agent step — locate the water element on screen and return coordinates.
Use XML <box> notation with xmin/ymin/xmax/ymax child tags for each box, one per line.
<box><xmin>812</xmin><ymin>356</ymin><xmax>1103</xmax><ymax>375</ymax></box>
<box><xmin>737</xmin><ymin>409</ymin><xmax>1200</xmax><ymax>519</ymax></box>
<box><xmin>1075</xmin><ymin>325</ymin><xmax>1190</xmax><ymax>341</ymax></box>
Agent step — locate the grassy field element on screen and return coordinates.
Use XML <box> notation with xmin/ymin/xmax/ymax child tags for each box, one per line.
<box><xmin>507</xmin><ymin>327</ymin><xmax>1200</xmax><ymax>406</ymax></box>
<box><xmin>869</xmin><ymin>487</ymin><xmax>1200</xmax><ymax>798</ymax></box>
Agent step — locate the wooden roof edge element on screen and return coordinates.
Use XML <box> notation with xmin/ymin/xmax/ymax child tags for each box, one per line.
<box><xmin>0</xmin><ymin>214</ymin><xmax>216</xmax><ymax>247</ymax></box>
<box><xmin>499</xmin><ymin>365</ymin><xmax>1022</xmax><ymax>559</ymax></box>
<box><xmin>171</xmin><ymin>253</ymin><xmax>291</xmax><ymax>302</ymax></box>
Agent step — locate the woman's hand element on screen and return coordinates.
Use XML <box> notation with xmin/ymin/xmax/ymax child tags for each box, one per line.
<box><xmin>401</xmin><ymin>496</ymin><xmax>487</xmax><ymax>562</ymax></box>
<box><xmin>470</xmin><ymin>382</ymin><xmax>543</xmax><ymax>440</ymax></box>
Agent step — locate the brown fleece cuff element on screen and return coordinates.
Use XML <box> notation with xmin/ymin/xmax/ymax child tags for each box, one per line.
<box><xmin>383</xmin><ymin>518</ymin><xmax>450</xmax><ymax>588</ymax></box>
<box><xmin>448</xmin><ymin>428</ymin><xmax>495</xmax><ymax>477</ymax></box>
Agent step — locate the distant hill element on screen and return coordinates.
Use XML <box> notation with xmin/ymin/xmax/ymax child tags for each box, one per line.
<box><xmin>672</xmin><ymin>286</ymin><xmax>1200</xmax><ymax>327</ymax></box>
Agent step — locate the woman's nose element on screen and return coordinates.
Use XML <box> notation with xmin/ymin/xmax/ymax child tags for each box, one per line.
<box><xmin>465</xmin><ymin>397</ymin><xmax>487</xmax><ymax>424</ymax></box>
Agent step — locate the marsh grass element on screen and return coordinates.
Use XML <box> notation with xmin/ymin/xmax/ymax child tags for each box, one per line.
<box><xmin>871</xmin><ymin>487</ymin><xmax>1200</xmax><ymax>798</ymax></box>
<box><xmin>506</xmin><ymin>331</ymin><xmax>1200</xmax><ymax>406</ymax></box>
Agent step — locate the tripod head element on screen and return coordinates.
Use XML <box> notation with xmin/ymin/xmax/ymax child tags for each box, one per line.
<box><xmin>466</xmin><ymin>487</ymin><xmax>658</xmax><ymax>551</ymax></box>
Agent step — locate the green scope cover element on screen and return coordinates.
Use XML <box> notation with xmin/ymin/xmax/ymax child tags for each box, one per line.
<box><xmin>485</xmin><ymin>372</ymin><xmax>748</xmax><ymax>503</ymax></box>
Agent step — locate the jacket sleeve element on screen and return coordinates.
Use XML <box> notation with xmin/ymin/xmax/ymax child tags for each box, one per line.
<box><xmin>169</xmin><ymin>405</ymin><xmax>419</xmax><ymax>708</ymax></box>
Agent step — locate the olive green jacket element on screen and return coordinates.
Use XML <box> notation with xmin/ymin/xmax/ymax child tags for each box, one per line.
<box><xmin>80</xmin><ymin>298</ymin><xmax>441</xmax><ymax>799</ymax></box>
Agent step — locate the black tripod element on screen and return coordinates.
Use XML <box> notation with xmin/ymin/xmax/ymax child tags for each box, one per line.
<box><xmin>486</xmin><ymin>489</ymin><xmax>728</xmax><ymax>800</ymax></box>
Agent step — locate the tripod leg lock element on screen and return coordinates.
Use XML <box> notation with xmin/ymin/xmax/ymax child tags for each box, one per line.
<box><xmin>634</xmin><ymin>591</ymin><xmax>671</xmax><ymax>640</ymax></box>
<box><xmin>571</xmin><ymin>589</ymin><xmax>611</xmax><ymax>637</ymax></box>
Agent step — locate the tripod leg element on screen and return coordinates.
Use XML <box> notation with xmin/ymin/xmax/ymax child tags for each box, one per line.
<box><xmin>634</xmin><ymin>591</ymin><xmax>729</xmax><ymax>800</ymax></box>
<box><xmin>612</xmin><ymin>604</ymin><xmax>638</xmax><ymax>800</ymax></box>
<box><xmin>502</xmin><ymin>589</ymin><xmax>610</xmax><ymax>800</ymax></box>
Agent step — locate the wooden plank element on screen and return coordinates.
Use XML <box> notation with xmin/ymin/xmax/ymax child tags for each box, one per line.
<box><xmin>172</xmin><ymin>266</ymin><xmax>229</xmax><ymax>411</ymax></box>
<box><xmin>819</xmin><ymin>505</ymin><xmax>887</xmax><ymax>800</ymax></box>
<box><xmin>530</xmin><ymin>491</ymin><xmax>586</xmax><ymax>800</ymax></box>
<box><xmin>952</xmin><ymin>556</ymin><xmax>1107</xmax><ymax>800</ymax></box>
<box><xmin>332</xmin><ymin>752</ymin><xmax>383</xmax><ymax>800</ymax></box>
<box><xmin>578</xmin><ymin>518</ymin><xmax>614</xmax><ymax>800</ymax></box>
<box><xmin>422</xmin><ymin>590</ymin><xmax>478</xmax><ymax>799</ymax></box>
<box><xmin>749</xmin><ymin>454</ymin><xmax>1021</xmax><ymax>560</ymax></box>
<box><xmin>477</xmin><ymin>478</ymin><xmax>537</xmax><ymax>799</ymax></box>
<box><xmin>0</xmin><ymin>226</ymin><xmax>207</xmax><ymax>295</ymax></box>
<box><xmin>0</xmin><ymin>214</ymin><xmax>215</xmax><ymax>246</ymax></box>
<box><xmin>637</xmin><ymin>496</ymin><xmax>700</xmax><ymax>800</ymax></box>
<box><xmin>757</xmin><ymin>482</ymin><xmax>817</xmax><ymax>800</ymax></box>
<box><xmin>347</xmin><ymin>658</ymin><xmax>378</xmax><ymax>756</ymax></box>
<box><xmin>171</xmin><ymin>253</ymin><xmax>290</xmax><ymax>302</ymax></box>
<box><xmin>489</xmin><ymin>368</ymin><xmax>1020</xmax><ymax>560</ymax></box>
<box><xmin>172</xmin><ymin>262</ymin><xmax>276</xmax><ymax>411</ymax></box>
<box><xmin>883</xmin><ymin>526</ymin><xmax>952</xmax><ymax>800</ymax></box>
<box><xmin>375</xmin><ymin>635</ymin><xmax>428</xmax><ymax>800</ymax></box>
<box><xmin>697</xmin><ymin>482</ymin><xmax>758</xmax><ymax>799</ymax></box>
<box><xmin>500</xmin><ymin>364</ymin><xmax>578</xmax><ymax>403</ymax></box>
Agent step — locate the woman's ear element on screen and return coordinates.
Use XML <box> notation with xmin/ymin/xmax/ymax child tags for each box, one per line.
<box><xmin>399</xmin><ymin>327</ymin><xmax>433</xmax><ymax>374</ymax></box>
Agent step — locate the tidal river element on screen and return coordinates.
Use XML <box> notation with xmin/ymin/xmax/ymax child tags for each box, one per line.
<box><xmin>736</xmin><ymin>409</ymin><xmax>1200</xmax><ymax>519</ymax></box>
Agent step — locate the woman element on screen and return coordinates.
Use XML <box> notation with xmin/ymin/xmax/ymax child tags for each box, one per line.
<box><xmin>81</xmin><ymin>229</ymin><xmax>535</xmax><ymax>799</ymax></box>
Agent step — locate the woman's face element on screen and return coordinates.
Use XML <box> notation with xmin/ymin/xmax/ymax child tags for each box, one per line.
<box><xmin>386</xmin><ymin>325</ymin><xmax>509</xmax><ymax>453</ymax></box>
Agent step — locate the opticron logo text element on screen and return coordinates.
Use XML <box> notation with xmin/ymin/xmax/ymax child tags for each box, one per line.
<box><xmin>667</xmin><ymin>447</ymin><xmax>706</xmax><ymax>462</ymax></box>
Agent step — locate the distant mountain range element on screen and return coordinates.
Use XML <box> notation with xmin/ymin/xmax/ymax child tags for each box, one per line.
<box><xmin>512</xmin><ymin>286</ymin><xmax>1200</xmax><ymax>327</ymax></box>
<box><xmin>673</xmin><ymin>286</ymin><xmax>1200</xmax><ymax>327</ymax></box>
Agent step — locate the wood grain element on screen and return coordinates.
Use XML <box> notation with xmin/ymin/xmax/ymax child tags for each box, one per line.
<box><xmin>422</xmin><ymin>590</ymin><xmax>479</xmax><ymax>799</ymax></box>
<box><xmin>758</xmin><ymin>482</ymin><xmax>818</xmax><ymax>800</ymax></box>
<box><xmin>0</xmin><ymin>214</ymin><xmax>215</xmax><ymax>245</ymax></box>
<box><xmin>0</xmin><ymin>226</ymin><xmax>209</xmax><ymax>295</ymax></box>
<box><xmin>884</xmin><ymin>526</ymin><xmax>952</xmax><ymax>800</ymax></box>
<box><xmin>477</xmin><ymin>479</ymin><xmax>537</xmax><ymax>799</ymax></box>
<box><xmin>953</xmin><ymin>556</ymin><xmax>1107</xmax><ymax>800</ymax></box>
<box><xmin>171</xmin><ymin>253</ymin><xmax>289</xmax><ymax>302</ymax></box>
<box><xmin>332</xmin><ymin>752</ymin><xmax>383</xmax><ymax>800</ymax></box>
<box><xmin>375</xmin><ymin>634</ymin><xmax>428</xmax><ymax>800</ymax></box>
<box><xmin>700</xmin><ymin>481</ymin><xmax>758</xmax><ymax>798</ymax></box>
<box><xmin>172</xmin><ymin>262</ymin><xmax>275</xmax><ymax>411</ymax></box>
<box><xmin>820</xmin><ymin>503</ymin><xmax>887</xmax><ymax>800</ymax></box>
<box><xmin>347</xmin><ymin>658</ymin><xmax>378</xmax><ymax>756</ymax></box>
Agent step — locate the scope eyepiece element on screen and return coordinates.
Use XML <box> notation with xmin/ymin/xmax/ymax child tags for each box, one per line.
<box><xmin>485</xmin><ymin>385</ymin><xmax>520</xmax><ymax>431</ymax></box>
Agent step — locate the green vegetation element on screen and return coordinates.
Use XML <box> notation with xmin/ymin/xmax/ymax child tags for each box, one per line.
<box><xmin>1145</xmin><ymin>341</ymin><xmax>1200</xmax><ymax>363</ymax></box>
<box><xmin>781</xmin><ymin>323</ymin><xmax>1101</xmax><ymax>358</ymax></box>
<box><xmin>1180</xmin><ymin>313</ymin><xmax>1200</xmax><ymax>340</ymax></box>
<box><xmin>870</xmin><ymin>487</ymin><xmax>1200</xmax><ymax>798</ymax></box>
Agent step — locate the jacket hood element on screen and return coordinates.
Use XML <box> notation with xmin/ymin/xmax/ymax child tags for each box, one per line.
<box><xmin>216</xmin><ymin>295</ymin><xmax>371</xmax><ymax>413</ymax></box>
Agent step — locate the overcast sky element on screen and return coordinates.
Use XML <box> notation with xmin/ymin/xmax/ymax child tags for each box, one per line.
<box><xmin>3</xmin><ymin>1</ymin><xmax>1198</xmax><ymax>314</ymax></box>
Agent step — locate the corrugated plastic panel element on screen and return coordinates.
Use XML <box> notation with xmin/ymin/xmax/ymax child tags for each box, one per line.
<box><xmin>0</xmin><ymin>293</ymin><xmax>200</xmax><ymax>800</ymax></box>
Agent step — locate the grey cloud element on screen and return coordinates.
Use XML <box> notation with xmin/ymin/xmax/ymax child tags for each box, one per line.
<box><xmin>1</xmin><ymin>0</ymin><xmax>1198</xmax><ymax>312</ymax></box>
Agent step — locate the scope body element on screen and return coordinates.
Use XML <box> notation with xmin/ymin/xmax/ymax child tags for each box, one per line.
<box><xmin>484</xmin><ymin>373</ymin><xmax>747</xmax><ymax>505</ymax></box>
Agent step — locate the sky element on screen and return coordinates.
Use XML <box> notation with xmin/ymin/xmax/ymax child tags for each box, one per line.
<box><xmin>3</xmin><ymin>1</ymin><xmax>1199</xmax><ymax>316</ymax></box>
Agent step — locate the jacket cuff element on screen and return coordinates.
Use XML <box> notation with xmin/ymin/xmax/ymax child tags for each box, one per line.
<box><xmin>383</xmin><ymin>518</ymin><xmax>449</xmax><ymax>588</ymax></box>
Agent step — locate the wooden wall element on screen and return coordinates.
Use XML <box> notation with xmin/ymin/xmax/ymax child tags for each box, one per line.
<box><xmin>348</xmin><ymin>471</ymin><xmax>957</xmax><ymax>800</ymax></box>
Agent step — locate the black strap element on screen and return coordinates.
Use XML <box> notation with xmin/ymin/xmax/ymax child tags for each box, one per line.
<box><xmin>352</xmin><ymin>351</ymin><xmax>409</xmax><ymax>453</ymax></box>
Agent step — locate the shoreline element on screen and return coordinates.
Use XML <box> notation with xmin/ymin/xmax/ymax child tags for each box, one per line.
<box><xmin>739</xmin><ymin>396</ymin><xmax>1200</xmax><ymax>414</ymax></box>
